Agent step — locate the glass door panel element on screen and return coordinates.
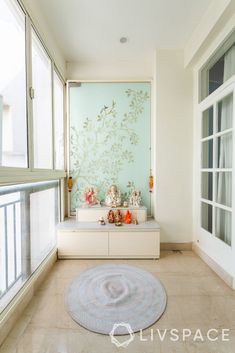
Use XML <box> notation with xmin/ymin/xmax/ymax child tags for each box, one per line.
<box><xmin>200</xmin><ymin>91</ymin><xmax>233</xmax><ymax>246</ymax></box>
<box><xmin>215</xmin><ymin>208</ymin><xmax>232</xmax><ymax>246</ymax></box>
<box><xmin>201</xmin><ymin>202</ymin><xmax>213</xmax><ymax>233</ymax></box>
<box><xmin>216</xmin><ymin>172</ymin><xmax>232</xmax><ymax>207</ymax></box>
<box><xmin>202</xmin><ymin>139</ymin><xmax>213</xmax><ymax>168</ymax></box>
<box><xmin>201</xmin><ymin>172</ymin><xmax>213</xmax><ymax>201</ymax></box>
<box><xmin>202</xmin><ymin>106</ymin><xmax>213</xmax><ymax>138</ymax></box>
<box><xmin>216</xmin><ymin>132</ymin><xmax>233</xmax><ymax>168</ymax></box>
<box><xmin>217</xmin><ymin>93</ymin><xmax>233</xmax><ymax>132</ymax></box>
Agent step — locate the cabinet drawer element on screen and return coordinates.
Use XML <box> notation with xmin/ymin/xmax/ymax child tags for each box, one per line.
<box><xmin>58</xmin><ymin>231</ymin><xmax>109</xmax><ymax>256</ymax></box>
<box><xmin>109</xmin><ymin>231</ymin><xmax>159</xmax><ymax>257</ymax></box>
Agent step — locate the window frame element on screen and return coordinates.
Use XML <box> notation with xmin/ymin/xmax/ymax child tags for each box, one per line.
<box><xmin>0</xmin><ymin>0</ymin><xmax>28</xmax><ymax>170</ymax></box>
<box><xmin>198</xmin><ymin>76</ymin><xmax>235</xmax><ymax>248</ymax></box>
<box><xmin>199</xmin><ymin>31</ymin><xmax>235</xmax><ymax>102</ymax></box>
<box><xmin>31</xmin><ymin>27</ymin><xmax>53</xmax><ymax>170</ymax></box>
<box><xmin>0</xmin><ymin>0</ymin><xmax>66</xmax><ymax>183</ymax></box>
<box><xmin>53</xmin><ymin>67</ymin><xmax>66</xmax><ymax>171</ymax></box>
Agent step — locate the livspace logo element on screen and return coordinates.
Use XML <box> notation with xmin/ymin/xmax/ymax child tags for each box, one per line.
<box><xmin>109</xmin><ymin>323</ymin><xmax>230</xmax><ymax>348</ymax></box>
<box><xmin>109</xmin><ymin>323</ymin><xmax>135</xmax><ymax>348</ymax></box>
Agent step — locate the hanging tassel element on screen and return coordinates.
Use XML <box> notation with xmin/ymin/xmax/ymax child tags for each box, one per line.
<box><xmin>149</xmin><ymin>171</ymin><xmax>153</xmax><ymax>193</ymax></box>
<box><xmin>67</xmin><ymin>176</ymin><xmax>73</xmax><ymax>193</ymax></box>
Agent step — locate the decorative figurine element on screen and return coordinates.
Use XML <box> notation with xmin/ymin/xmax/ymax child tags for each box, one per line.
<box><xmin>67</xmin><ymin>176</ymin><xmax>73</xmax><ymax>193</ymax></box>
<box><xmin>124</xmin><ymin>210</ymin><xmax>132</xmax><ymax>224</ymax></box>
<box><xmin>98</xmin><ymin>217</ymin><xmax>106</xmax><ymax>225</ymax></box>
<box><xmin>84</xmin><ymin>187</ymin><xmax>99</xmax><ymax>206</ymax></box>
<box><xmin>105</xmin><ymin>185</ymin><xmax>122</xmax><ymax>207</ymax></box>
<box><xmin>107</xmin><ymin>210</ymin><xmax>115</xmax><ymax>223</ymax></box>
<box><xmin>114</xmin><ymin>209</ymin><xmax>122</xmax><ymax>223</ymax></box>
<box><xmin>129</xmin><ymin>190</ymin><xmax>142</xmax><ymax>207</ymax></box>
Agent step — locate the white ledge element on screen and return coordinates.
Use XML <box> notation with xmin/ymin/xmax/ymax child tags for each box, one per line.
<box><xmin>57</xmin><ymin>218</ymin><xmax>160</xmax><ymax>232</ymax></box>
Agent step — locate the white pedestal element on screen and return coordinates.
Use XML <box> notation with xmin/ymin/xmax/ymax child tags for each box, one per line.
<box><xmin>76</xmin><ymin>206</ymin><xmax>147</xmax><ymax>222</ymax></box>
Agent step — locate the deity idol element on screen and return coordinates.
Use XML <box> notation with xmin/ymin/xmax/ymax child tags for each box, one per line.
<box><xmin>129</xmin><ymin>190</ymin><xmax>142</xmax><ymax>207</ymax></box>
<box><xmin>124</xmin><ymin>210</ymin><xmax>132</xmax><ymax>224</ymax></box>
<box><xmin>105</xmin><ymin>185</ymin><xmax>122</xmax><ymax>207</ymax></box>
<box><xmin>84</xmin><ymin>187</ymin><xmax>99</xmax><ymax>206</ymax></box>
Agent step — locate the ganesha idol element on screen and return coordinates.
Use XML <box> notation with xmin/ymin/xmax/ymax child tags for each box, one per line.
<box><xmin>105</xmin><ymin>185</ymin><xmax>122</xmax><ymax>208</ymax></box>
<box><xmin>84</xmin><ymin>187</ymin><xmax>100</xmax><ymax>206</ymax></box>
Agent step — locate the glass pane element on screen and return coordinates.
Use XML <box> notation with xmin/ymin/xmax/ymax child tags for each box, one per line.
<box><xmin>201</xmin><ymin>172</ymin><xmax>213</xmax><ymax>201</ymax></box>
<box><xmin>215</xmin><ymin>207</ymin><xmax>232</xmax><ymax>246</ymax></box>
<box><xmin>0</xmin><ymin>0</ymin><xmax>27</xmax><ymax>167</ymax></box>
<box><xmin>216</xmin><ymin>172</ymin><xmax>232</xmax><ymax>207</ymax></box>
<box><xmin>202</xmin><ymin>107</ymin><xmax>213</xmax><ymax>138</ymax></box>
<box><xmin>208</xmin><ymin>56</ymin><xmax>224</xmax><ymax>95</ymax></box>
<box><xmin>69</xmin><ymin>82</ymin><xmax>151</xmax><ymax>214</ymax></box>
<box><xmin>217</xmin><ymin>93</ymin><xmax>233</xmax><ymax>132</ymax></box>
<box><xmin>217</xmin><ymin>132</ymin><xmax>232</xmax><ymax>168</ymax></box>
<box><xmin>30</xmin><ymin>188</ymin><xmax>57</xmax><ymax>272</ymax></box>
<box><xmin>53</xmin><ymin>72</ymin><xmax>64</xmax><ymax>170</ymax></box>
<box><xmin>207</xmin><ymin>44</ymin><xmax>235</xmax><ymax>98</ymax></box>
<box><xmin>202</xmin><ymin>139</ymin><xmax>213</xmax><ymax>168</ymax></box>
<box><xmin>201</xmin><ymin>202</ymin><xmax>213</xmax><ymax>233</ymax></box>
<box><xmin>32</xmin><ymin>31</ymin><xmax>53</xmax><ymax>169</ymax></box>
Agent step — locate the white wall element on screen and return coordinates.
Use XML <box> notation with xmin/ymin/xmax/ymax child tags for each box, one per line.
<box><xmin>154</xmin><ymin>49</ymin><xmax>193</xmax><ymax>243</ymax></box>
<box><xmin>67</xmin><ymin>60</ymin><xmax>153</xmax><ymax>81</ymax></box>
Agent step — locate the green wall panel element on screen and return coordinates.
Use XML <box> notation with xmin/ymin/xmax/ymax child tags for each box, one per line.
<box><xmin>69</xmin><ymin>82</ymin><xmax>151</xmax><ymax>214</ymax></box>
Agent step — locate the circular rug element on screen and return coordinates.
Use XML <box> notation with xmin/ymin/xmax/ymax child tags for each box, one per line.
<box><xmin>65</xmin><ymin>264</ymin><xmax>167</xmax><ymax>335</ymax></box>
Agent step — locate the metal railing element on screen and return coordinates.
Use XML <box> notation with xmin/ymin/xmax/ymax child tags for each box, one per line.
<box><xmin>0</xmin><ymin>195</ymin><xmax>22</xmax><ymax>299</ymax></box>
<box><xmin>0</xmin><ymin>180</ymin><xmax>59</xmax><ymax>311</ymax></box>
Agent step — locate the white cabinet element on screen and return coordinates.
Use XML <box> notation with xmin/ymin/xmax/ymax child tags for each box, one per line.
<box><xmin>57</xmin><ymin>220</ymin><xmax>160</xmax><ymax>259</ymax></box>
<box><xmin>58</xmin><ymin>231</ymin><xmax>109</xmax><ymax>257</ymax></box>
<box><xmin>109</xmin><ymin>231</ymin><xmax>159</xmax><ymax>257</ymax></box>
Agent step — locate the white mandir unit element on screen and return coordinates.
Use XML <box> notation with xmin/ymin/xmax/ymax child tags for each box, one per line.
<box><xmin>57</xmin><ymin>207</ymin><xmax>160</xmax><ymax>259</ymax></box>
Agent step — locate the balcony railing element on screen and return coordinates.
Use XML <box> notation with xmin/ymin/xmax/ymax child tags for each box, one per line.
<box><xmin>0</xmin><ymin>193</ymin><xmax>22</xmax><ymax>299</ymax></box>
<box><xmin>0</xmin><ymin>181</ymin><xmax>59</xmax><ymax>312</ymax></box>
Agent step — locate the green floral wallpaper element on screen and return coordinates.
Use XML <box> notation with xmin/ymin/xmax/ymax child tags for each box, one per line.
<box><xmin>69</xmin><ymin>82</ymin><xmax>151</xmax><ymax>213</ymax></box>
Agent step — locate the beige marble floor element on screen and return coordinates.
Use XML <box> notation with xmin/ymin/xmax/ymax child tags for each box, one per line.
<box><xmin>1</xmin><ymin>251</ymin><xmax>235</xmax><ymax>353</ymax></box>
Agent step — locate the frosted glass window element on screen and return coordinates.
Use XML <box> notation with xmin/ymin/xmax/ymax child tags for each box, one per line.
<box><xmin>53</xmin><ymin>72</ymin><xmax>64</xmax><ymax>170</ymax></box>
<box><xmin>32</xmin><ymin>30</ymin><xmax>52</xmax><ymax>169</ymax></box>
<box><xmin>0</xmin><ymin>0</ymin><xmax>27</xmax><ymax>167</ymax></box>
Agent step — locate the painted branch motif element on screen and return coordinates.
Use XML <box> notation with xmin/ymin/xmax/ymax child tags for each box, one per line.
<box><xmin>70</xmin><ymin>89</ymin><xmax>149</xmax><ymax>211</ymax></box>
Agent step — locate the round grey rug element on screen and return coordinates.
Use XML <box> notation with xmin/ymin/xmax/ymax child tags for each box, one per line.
<box><xmin>65</xmin><ymin>264</ymin><xmax>167</xmax><ymax>335</ymax></box>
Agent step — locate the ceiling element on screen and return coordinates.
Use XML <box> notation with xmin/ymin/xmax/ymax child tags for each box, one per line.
<box><xmin>33</xmin><ymin>0</ymin><xmax>212</xmax><ymax>64</ymax></box>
